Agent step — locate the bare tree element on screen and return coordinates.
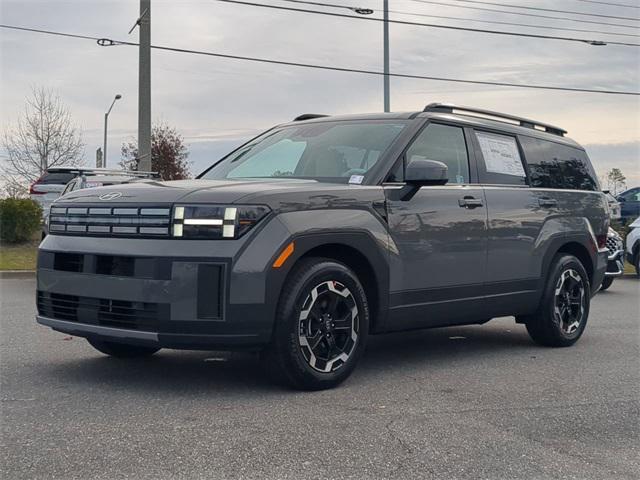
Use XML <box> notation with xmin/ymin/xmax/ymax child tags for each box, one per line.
<box><xmin>0</xmin><ymin>172</ymin><xmax>29</xmax><ymax>199</ymax></box>
<box><xmin>1</xmin><ymin>87</ymin><xmax>84</xmax><ymax>188</ymax></box>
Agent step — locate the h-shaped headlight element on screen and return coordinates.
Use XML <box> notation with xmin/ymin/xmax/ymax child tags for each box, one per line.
<box><xmin>172</xmin><ymin>205</ymin><xmax>270</xmax><ymax>239</ymax></box>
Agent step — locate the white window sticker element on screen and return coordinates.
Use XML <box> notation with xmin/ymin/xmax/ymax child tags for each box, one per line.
<box><xmin>476</xmin><ymin>132</ymin><xmax>525</xmax><ymax>177</ymax></box>
<box><xmin>348</xmin><ymin>175</ymin><xmax>364</xmax><ymax>185</ymax></box>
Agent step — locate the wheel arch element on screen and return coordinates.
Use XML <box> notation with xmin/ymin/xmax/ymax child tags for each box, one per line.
<box><xmin>542</xmin><ymin>238</ymin><xmax>595</xmax><ymax>289</ymax></box>
<box><xmin>266</xmin><ymin>232</ymin><xmax>390</xmax><ymax>334</ymax></box>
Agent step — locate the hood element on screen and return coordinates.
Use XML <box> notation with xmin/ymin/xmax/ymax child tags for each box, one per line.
<box><xmin>56</xmin><ymin>178</ymin><xmax>343</xmax><ymax>205</ymax></box>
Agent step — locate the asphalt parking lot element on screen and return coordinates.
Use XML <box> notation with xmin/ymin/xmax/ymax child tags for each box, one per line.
<box><xmin>1</xmin><ymin>275</ymin><xmax>639</xmax><ymax>480</ymax></box>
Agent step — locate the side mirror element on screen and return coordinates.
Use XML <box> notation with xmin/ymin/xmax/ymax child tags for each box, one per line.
<box><xmin>405</xmin><ymin>158</ymin><xmax>448</xmax><ymax>186</ymax></box>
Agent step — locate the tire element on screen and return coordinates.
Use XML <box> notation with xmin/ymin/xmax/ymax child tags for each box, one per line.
<box><xmin>635</xmin><ymin>253</ymin><xmax>640</xmax><ymax>278</ymax></box>
<box><xmin>524</xmin><ymin>254</ymin><xmax>590</xmax><ymax>348</ymax></box>
<box><xmin>262</xmin><ymin>258</ymin><xmax>370</xmax><ymax>391</ymax></box>
<box><xmin>599</xmin><ymin>276</ymin><xmax>614</xmax><ymax>291</ymax></box>
<box><xmin>87</xmin><ymin>338</ymin><xmax>160</xmax><ymax>358</ymax></box>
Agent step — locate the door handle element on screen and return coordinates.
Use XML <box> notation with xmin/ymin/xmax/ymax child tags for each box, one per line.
<box><xmin>458</xmin><ymin>196</ymin><xmax>484</xmax><ymax>209</ymax></box>
<box><xmin>538</xmin><ymin>197</ymin><xmax>558</xmax><ymax>208</ymax></box>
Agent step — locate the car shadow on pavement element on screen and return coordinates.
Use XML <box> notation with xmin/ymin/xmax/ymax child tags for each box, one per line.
<box><xmin>40</xmin><ymin>322</ymin><xmax>535</xmax><ymax>395</ymax></box>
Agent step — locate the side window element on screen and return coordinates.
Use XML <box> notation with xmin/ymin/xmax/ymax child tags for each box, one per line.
<box><xmin>474</xmin><ymin>131</ymin><xmax>527</xmax><ymax>186</ymax></box>
<box><xmin>404</xmin><ymin>123</ymin><xmax>469</xmax><ymax>184</ymax></box>
<box><xmin>520</xmin><ymin>136</ymin><xmax>599</xmax><ymax>191</ymax></box>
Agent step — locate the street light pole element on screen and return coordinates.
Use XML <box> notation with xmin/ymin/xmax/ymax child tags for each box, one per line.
<box><xmin>383</xmin><ymin>0</ymin><xmax>390</xmax><ymax>112</ymax></box>
<box><xmin>103</xmin><ymin>94</ymin><xmax>122</xmax><ymax>168</ymax></box>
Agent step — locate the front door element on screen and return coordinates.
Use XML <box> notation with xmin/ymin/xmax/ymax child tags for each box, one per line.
<box><xmin>384</xmin><ymin>122</ymin><xmax>488</xmax><ymax>331</ymax></box>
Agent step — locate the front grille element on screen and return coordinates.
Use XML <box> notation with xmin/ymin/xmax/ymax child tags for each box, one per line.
<box><xmin>49</xmin><ymin>205</ymin><xmax>171</xmax><ymax>238</ymax></box>
<box><xmin>605</xmin><ymin>236</ymin><xmax>622</xmax><ymax>253</ymax></box>
<box><xmin>37</xmin><ymin>291</ymin><xmax>167</xmax><ymax>331</ymax></box>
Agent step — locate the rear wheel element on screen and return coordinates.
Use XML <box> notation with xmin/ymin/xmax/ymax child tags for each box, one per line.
<box><xmin>263</xmin><ymin>258</ymin><xmax>369</xmax><ymax>390</ymax></box>
<box><xmin>524</xmin><ymin>254</ymin><xmax>590</xmax><ymax>347</ymax></box>
<box><xmin>599</xmin><ymin>276</ymin><xmax>614</xmax><ymax>291</ymax></box>
<box><xmin>87</xmin><ymin>338</ymin><xmax>160</xmax><ymax>358</ymax></box>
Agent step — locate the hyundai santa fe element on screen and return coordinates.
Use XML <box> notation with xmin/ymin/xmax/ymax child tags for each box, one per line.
<box><xmin>36</xmin><ymin>103</ymin><xmax>609</xmax><ymax>390</ymax></box>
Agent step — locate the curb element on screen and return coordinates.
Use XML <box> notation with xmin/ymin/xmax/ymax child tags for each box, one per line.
<box><xmin>0</xmin><ymin>270</ymin><xmax>36</xmax><ymax>279</ymax></box>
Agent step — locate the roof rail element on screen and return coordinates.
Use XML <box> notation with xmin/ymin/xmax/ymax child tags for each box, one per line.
<box><xmin>82</xmin><ymin>169</ymin><xmax>160</xmax><ymax>178</ymax></box>
<box><xmin>293</xmin><ymin>113</ymin><xmax>330</xmax><ymax>121</ymax></box>
<box><xmin>47</xmin><ymin>167</ymin><xmax>159</xmax><ymax>177</ymax></box>
<box><xmin>423</xmin><ymin>103</ymin><xmax>567</xmax><ymax>137</ymax></box>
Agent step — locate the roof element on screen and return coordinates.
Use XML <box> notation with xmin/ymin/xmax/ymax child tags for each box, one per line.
<box><xmin>285</xmin><ymin>104</ymin><xmax>581</xmax><ymax>148</ymax></box>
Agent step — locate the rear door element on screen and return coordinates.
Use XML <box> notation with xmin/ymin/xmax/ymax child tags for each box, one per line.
<box><xmin>469</xmin><ymin>129</ymin><xmax>543</xmax><ymax>317</ymax></box>
<box><xmin>384</xmin><ymin>122</ymin><xmax>489</xmax><ymax>331</ymax></box>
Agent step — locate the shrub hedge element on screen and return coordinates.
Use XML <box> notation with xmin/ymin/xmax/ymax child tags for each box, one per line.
<box><xmin>0</xmin><ymin>198</ymin><xmax>42</xmax><ymax>243</ymax></box>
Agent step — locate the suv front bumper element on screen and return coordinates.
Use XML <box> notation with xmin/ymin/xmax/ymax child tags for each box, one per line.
<box><xmin>35</xmin><ymin>228</ymin><xmax>292</xmax><ymax>350</ymax></box>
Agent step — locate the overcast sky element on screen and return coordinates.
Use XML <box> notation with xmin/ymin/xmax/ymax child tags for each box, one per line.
<box><xmin>1</xmin><ymin>0</ymin><xmax>639</xmax><ymax>187</ymax></box>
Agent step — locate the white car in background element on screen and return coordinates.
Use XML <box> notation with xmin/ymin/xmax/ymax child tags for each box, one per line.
<box><xmin>29</xmin><ymin>168</ymin><xmax>82</xmax><ymax>217</ymax></box>
<box><xmin>626</xmin><ymin>217</ymin><xmax>640</xmax><ymax>277</ymax></box>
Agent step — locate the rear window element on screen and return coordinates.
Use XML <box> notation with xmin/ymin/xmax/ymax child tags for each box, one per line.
<box><xmin>39</xmin><ymin>172</ymin><xmax>76</xmax><ymax>185</ymax></box>
<box><xmin>520</xmin><ymin>137</ymin><xmax>598</xmax><ymax>191</ymax></box>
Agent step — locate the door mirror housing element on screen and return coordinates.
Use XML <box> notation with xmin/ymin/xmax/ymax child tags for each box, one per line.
<box><xmin>405</xmin><ymin>158</ymin><xmax>448</xmax><ymax>186</ymax></box>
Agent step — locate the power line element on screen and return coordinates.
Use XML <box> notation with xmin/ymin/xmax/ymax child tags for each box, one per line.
<box><xmin>442</xmin><ymin>0</ymin><xmax>640</xmax><ymax>21</ymax></box>
<box><xmin>0</xmin><ymin>25</ymin><xmax>100</xmax><ymax>42</ymax></box>
<box><xmin>405</xmin><ymin>0</ymin><xmax>640</xmax><ymax>29</ymax></box>
<box><xmin>278</xmin><ymin>0</ymin><xmax>640</xmax><ymax>37</ymax></box>
<box><xmin>215</xmin><ymin>0</ymin><xmax>640</xmax><ymax>46</ymax></box>
<box><xmin>1</xmin><ymin>24</ymin><xmax>638</xmax><ymax>96</ymax></box>
<box><xmin>571</xmin><ymin>0</ymin><xmax>639</xmax><ymax>8</ymax></box>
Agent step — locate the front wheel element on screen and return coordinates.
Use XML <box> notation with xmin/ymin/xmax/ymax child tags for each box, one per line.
<box><xmin>87</xmin><ymin>338</ymin><xmax>160</xmax><ymax>358</ymax></box>
<box><xmin>524</xmin><ymin>254</ymin><xmax>590</xmax><ymax>347</ymax></box>
<box><xmin>599</xmin><ymin>276</ymin><xmax>614</xmax><ymax>291</ymax></box>
<box><xmin>263</xmin><ymin>258</ymin><xmax>369</xmax><ymax>391</ymax></box>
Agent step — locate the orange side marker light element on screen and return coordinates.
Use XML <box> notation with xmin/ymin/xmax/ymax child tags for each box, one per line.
<box><xmin>272</xmin><ymin>242</ymin><xmax>295</xmax><ymax>269</ymax></box>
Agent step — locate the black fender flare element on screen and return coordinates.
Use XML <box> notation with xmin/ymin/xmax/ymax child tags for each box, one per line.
<box><xmin>264</xmin><ymin>230</ymin><xmax>390</xmax><ymax>335</ymax></box>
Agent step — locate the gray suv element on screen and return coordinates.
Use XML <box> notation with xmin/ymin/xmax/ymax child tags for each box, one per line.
<box><xmin>36</xmin><ymin>103</ymin><xmax>609</xmax><ymax>390</ymax></box>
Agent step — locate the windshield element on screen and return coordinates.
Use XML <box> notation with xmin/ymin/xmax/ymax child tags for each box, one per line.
<box><xmin>201</xmin><ymin>121</ymin><xmax>407</xmax><ymax>183</ymax></box>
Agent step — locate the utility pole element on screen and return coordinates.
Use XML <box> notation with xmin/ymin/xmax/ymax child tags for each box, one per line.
<box><xmin>383</xmin><ymin>0</ymin><xmax>390</xmax><ymax>112</ymax></box>
<box><xmin>137</xmin><ymin>0</ymin><xmax>152</xmax><ymax>172</ymax></box>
